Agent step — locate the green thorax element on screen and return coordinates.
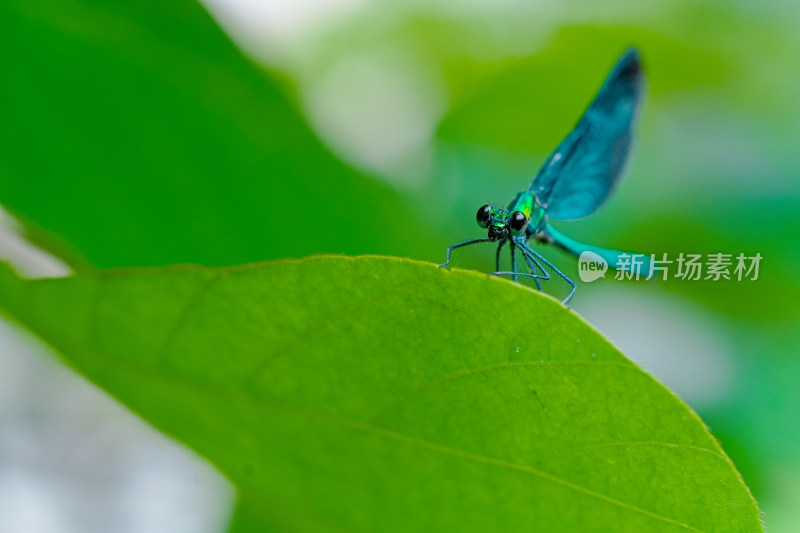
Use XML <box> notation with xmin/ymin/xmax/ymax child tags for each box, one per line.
<box><xmin>507</xmin><ymin>192</ymin><xmax>546</xmax><ymax>233</ymax></box>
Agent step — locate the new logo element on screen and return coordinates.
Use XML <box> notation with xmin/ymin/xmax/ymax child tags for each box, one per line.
<box><xmin>578</xmin><ymin>251</ymin><xmax>608</xmax><ymax>283</ymax></box>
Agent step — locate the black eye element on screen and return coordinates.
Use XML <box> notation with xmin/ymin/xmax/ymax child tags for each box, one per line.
<box><xmin>476</xmin><ymin>204</ymin><xmax>492</xmax><ymax>229</ymax></box>
<box><xmin>509</xmin><ymin>211</ymin><xmax>528</xmax><ymax>234</ymax></box>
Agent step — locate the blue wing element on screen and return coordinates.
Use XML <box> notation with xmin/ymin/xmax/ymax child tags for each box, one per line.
<box><xmin>529</xmin><ymin>48</ymin><xmax>643</xmax><ymax>220</ymax></box>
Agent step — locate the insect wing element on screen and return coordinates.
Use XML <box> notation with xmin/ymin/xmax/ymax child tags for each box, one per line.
<box><xmin>530</xmin><ymin>48</ymin><xmax>643</xmax><ymax>220</ymax></box>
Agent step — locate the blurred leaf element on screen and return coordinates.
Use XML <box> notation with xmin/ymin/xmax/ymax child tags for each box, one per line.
<box><xmin>0</xmin><ymin>0</ymin><xmax>429</xmax><ymax>269</ymax></box>
<box><xmin>610</xmin><ymin>202</ymin><xmax>800</xmax><ymax>323</ymax></box>
<box><xmin>438</xmin><ymin>27</ymin><xmax>730</xmax><ymax>152</ymax></box>
<box><xmin>0</xmin><ymin>256</ymin><xmax>759</xmax><ymax>531</ymax></box>
<box><xmin>428</xmin><ymin>12</ymin><xmax>799</xmax><ymax>154</ymax></box>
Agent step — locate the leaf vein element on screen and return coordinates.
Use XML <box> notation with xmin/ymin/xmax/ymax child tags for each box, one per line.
<box><xmin>157</xmin><ymin>273</ymin><xmax>224</xmax><ymax>367</ymax></box>
<box><xmin>368</xmin><ymin>360</ymin><xmax>636</xmax><ymax>423</ymax></box>
<box><xmin>288</xmin><ymin>405</ymin><xmax>707</xmax><ymax>532</ymax></box>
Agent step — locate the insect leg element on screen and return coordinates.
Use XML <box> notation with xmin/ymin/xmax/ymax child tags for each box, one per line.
<box><xmin>512</xmin><ymin>238</ymin><xmax>550</xmax><ymax>279</ymax></box>
<box><xmin>439</xmin><ymin>238</ymin><xmax>493</xmax><ymax>268</ymax></box>
<box><xmin>517</xmin><ymin>240</ymin><xmax>577</xmax><ymax>304</ymax></box>
<box><xmin>488</xmin><ymin>271</ymin><xmax>547</xmax><ymax>281</ymax></box>
<box><xmin>510</xmin><ymin>244</ymin><xmax>518</xmax><ymax>282</ymax></box>
<box><xmin>520</xmin><ymin>247</ymin><xmax>543</xmax><ymax>291</ymax></box>
<box><xmin>513</xmin><ymin>238</ymin><xmax>550</xmax><ymax>290</ymax></box>
<box><xmin>491</xmin><ymin>239</ymin><xmax>550</xmax><ymax>283</ymax></box>
<box><xmin>495</xmin><ymin>239</ymin><xmax>506</xmax><ymax>272</ymax></box>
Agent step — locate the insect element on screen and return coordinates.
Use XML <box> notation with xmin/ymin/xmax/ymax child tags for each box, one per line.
<box><xmin>440</xmin><ymin>48</ymin><xmax>650</xmax><ymax>304</ymax></box>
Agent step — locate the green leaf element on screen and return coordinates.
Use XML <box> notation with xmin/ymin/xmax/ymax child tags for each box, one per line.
<box><xmin>437</xmin><ymin>27</ymin><xmax>731</xmax><ymax>153</ymax></box>
<box><xmin>0</xmin><ymin>256</ymin><xmax>759</xmax><ymax>531</ymax></box>
<box><xmin>0</xmin><ymin>0</ymin><xmax>427</xmax><ymax>269</ymax></box>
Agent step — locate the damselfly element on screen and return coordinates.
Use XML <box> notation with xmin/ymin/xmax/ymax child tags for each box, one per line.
<box><xmin>440</xmin><ymin>48</ymin><xmax>650</xmax><ymax>304</ymax></box>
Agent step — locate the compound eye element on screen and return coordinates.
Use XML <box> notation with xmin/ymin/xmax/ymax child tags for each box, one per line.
<box><xmin>476</xmin><ymin>204</ymin><xmax>492</xmax><ymax>229</ymax></box>
<box><xmin>509</xmin><ymin>211</ymin><xmax>528</xmax><ymax>235</ymax></box>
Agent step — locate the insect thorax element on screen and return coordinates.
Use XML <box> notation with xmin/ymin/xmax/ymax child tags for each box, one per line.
<box><xmin>507</xmin><ymin>192</ymin><xmax>546</xmax><ymax>234</ymax></box>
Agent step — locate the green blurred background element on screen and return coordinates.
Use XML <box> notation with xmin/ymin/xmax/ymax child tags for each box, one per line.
<box><xmin>1</xmin><ymin>0</ymin><xmax>798</xmax><ymax>530</ymax></box>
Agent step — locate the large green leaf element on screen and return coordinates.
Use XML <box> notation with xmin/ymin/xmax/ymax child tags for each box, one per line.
<box><xmin>0</xmin><ymin>0</ymin><xmax>428</xmax><ymax>269</ymax></box>
<box><xmin>0</xmin><ymin>256</ymin><xmax>759</xmax><ymax>531</ymax></box>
